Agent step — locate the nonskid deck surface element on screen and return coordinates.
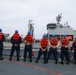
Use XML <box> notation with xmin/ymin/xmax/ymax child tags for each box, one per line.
<box><xmin>0</xmin><ymin>56</ymin><xmax>76</xmax><ymax>75</ymax></box>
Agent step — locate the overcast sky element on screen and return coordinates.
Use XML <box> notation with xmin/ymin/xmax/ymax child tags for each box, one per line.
<box><xmin>0</xmin><ymin>0</ymin><xmax>76</xmax><ymax>39</ymax></box>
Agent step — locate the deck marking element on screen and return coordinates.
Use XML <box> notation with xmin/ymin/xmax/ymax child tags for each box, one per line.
<box><xmin>4</xmin><ymin>60</ymin><xmax>62</xmax><ymax>75</ymax></box>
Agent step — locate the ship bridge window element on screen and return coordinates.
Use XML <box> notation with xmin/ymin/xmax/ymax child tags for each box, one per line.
<box><xmin>47</xmin><ymin>23</ymin><xmax>57</xmax><ymax>29</ymax></box>
<box><xmin>61</xmin><ymin>35</ymin><xmax>73</xmax><ymax>41</ymax></box>
<box><xmin>49</xmin><ymin>35</ymin><xmax>60</xmax><ymax>40</ymax></box>
<box><xmin>49</xmin><ymin>35</ymin><xmax>73</xmax><ymax>41</ymax></box>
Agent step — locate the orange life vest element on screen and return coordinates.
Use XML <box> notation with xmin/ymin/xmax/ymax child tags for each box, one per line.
<box><xmin>0</xmin><ymin>32</ymin><xmax>3</xmax><ymax>40</ymax></box>
<box><xmin>74</xmin><ymin>40</ymin><xmax>76</xmax><ymax>47</ymax></box>
<box><xmin>25</xmin><ymin>34</ymin><xmax>33</xmax><ymax>43</ymax></box>
<box><xmin>12</xmin><ymin>33</ymin><xmax>20</xmax><ymax>41</ymax></box>
<box><xmin>40</xmin><ymin>38</ymin><xmax>48</xmax><ymax>47</ymax></box>
<box><xmin>61</xmin><ymin>37</ymin><xmax>69</xmax><ymax>46</ymax></box>
<box><xmin>50</xmin><ymin>38</ymin><xmax>58</xmax><ymax>46</ymax></box>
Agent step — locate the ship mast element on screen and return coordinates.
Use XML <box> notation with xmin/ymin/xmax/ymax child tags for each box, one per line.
<box><xmin>28</xmin><ymin>20</ymin><xmax>34</xmax><ymax>38</ymax></box>
<box><xmin>56</xmin><ymin>13</ymin><xmax>62</xmax><ymax>24</ymax></box>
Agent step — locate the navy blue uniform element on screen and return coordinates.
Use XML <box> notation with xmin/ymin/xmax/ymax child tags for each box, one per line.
<box><xmin>60</xmin><ymin>37</ymin><xmax>69</xmax><ymax>64</ymax></box>
<box><xmin>9</xmin><ymin>33</ymin><xmax>22</xmax><ymax>61</ymax></box>
<box><xmin>35</xmin><ymin>37</ymin><xmax>48</xmax><ymax>64</ymax></box>
<box><xmin>47</xmin><ymin>47</ymin><xmax>58</xmax><ymax>64</ymax></box>
<box><xmin>47</xmin><ymin>37</ymin><xmax>58</xmax><ymax>64</ymax></box>
<box><xmin>23</xmin><ymin>34</ymin><xmax>33</xmax><ymax>62</ymax></box>
<box><xmin>35</xmin><ymin>48</ymin><xmax>47</xmax><ymax>64</ymax></box>
<box><xmin>24</xmin><ymin>44</ymin><xmax>32</xmax><ymax>62</ymax></box>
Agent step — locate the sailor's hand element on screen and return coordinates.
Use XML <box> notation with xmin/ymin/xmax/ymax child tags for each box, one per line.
<box><xmin>14</xmin><ymin>44</ymin><xmax>18</xmax><ymax>47</ymax></box>
<box><xmin>42</xmin><ymin>49</ymin><xmax>46</xmax><ymax>52</ymax></box>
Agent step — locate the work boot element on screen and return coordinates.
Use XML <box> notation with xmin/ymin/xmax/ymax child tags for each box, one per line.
<box><xmin>60</xmin><ymin>61</ymin><xmax>64</xmax><ymax>65</ymax></box>
<box><xmin>46</xmin><ymin>60</ymin><xmax>48</xmax><ymax>63</ymax></box>
<box><xmin>0</xmin><ymin>55</ymin><xmax>4</xmax><ymax>60</ymax></box>
<box><xmin>43</xmin><ymin>61</ymin><xmax>46</xmax><ymax>64</ymax></box>
<box><xmin>73</xmin><ymin>61</ymin><xmax>76</xmax><ymax>64</ymax></box>
<box><xmin>23</xmin><ymin>59</ymin><xmax>26</xmax><ymax>62</ymax></box>
<box><xmin>66</xmin><ymin>61</ymin><xmax>69</xmax><ymax>65</ymax></box>
<box><xmin>17</xmin><ymin>58</ymin><xmax>19</xmax><ymax>61</ymax></box>
<box><xmin>0</xmin><ymin>58</ymin><xmax>4</xmax><ymax>60</ymax></box>
<box><xmin>35</xmin><ymin>60</ymin><xmax>38</xmax><ymax>63</ymax></box>
<box><xmin>55</xmin><ymin>60</ymin><xmax>57</xmax><ymax>64</ymax></box>
<box><xmin>29</xmin><ymin>59</ymin><xmax>32</xmax><ymax>62</ymax></box>
<box><xmin>9</xmin><ymin>57</ymin><xmax>12</xmax><ymax>61</ymax></box>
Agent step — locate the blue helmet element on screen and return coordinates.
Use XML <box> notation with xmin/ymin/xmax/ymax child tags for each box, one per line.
<box><xmin>43</xmin><ymin>34</ymin><xmax>46</xmax><ymax>38</ymax></box>
<box><xmin>15</xmin><ymin>30</ymin><xmax>18</xmax><ymax>33</ymax></box>
<box><xmin>0</xmin><ymin>28</ymin><xmax>2</xmax><ymax>32</ymax></box>
<box><xmin>27</xmin><ymin>31</ymin><xmax>31</xmax><ymax>34</ymax></box>
<box><xmin>63</xmin><ymin>34</ymin><xmax>66</xmax><ymax>37</ymax></box>
<box><xmin>52</xmin><ymin>34</ymin><xmax>55</xmax><ymax>37</ymax></box>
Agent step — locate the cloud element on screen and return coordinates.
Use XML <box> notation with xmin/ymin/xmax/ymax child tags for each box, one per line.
<box><xmin>0</xmin><ymin>0</ymin><xmax>76</xmax><ymax>39</ymax></box>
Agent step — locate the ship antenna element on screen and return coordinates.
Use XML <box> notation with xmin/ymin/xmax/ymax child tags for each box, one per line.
<box><xmin>28</xmin><ymin>20</ymin><xmax>34</xmax><ymax>38</ymax></box>
<box><xmin>56</xmin><ymin>13</ymin><xmax>62</xmax><ymax>24</ymax></box>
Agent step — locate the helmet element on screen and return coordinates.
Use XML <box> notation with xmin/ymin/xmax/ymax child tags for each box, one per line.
<box><xmin>43</xmin><ymin>34</ymin><xmax>46</xmax><ymax>38</ymax></box>
<box><xmin>75</xmin><ymin>37</ymin><xmax>76</xmax><ymax>40</ymax></box>
<box><xmin>52</xmin><ymin>34</ymin><xmax>55</xmax><ymax>37</ymax></box>
<box><xmin>63</xmin><ymin>34</ymin><xmax>66</xmax><ymax>37</ymax></box>
<box><xmin>27</xmin><ymin>31</ymin><xmax>31</xmax><ymax>34</ymax></box>
<box><xmin>15</xmin><ymin>30</ymin><xmax>18</xmax><ymax>33</ymax></box>
<box><xmin>0</xmin><ymin>28</ymin><xmax>2</xmax><ymax>32</ymax></box>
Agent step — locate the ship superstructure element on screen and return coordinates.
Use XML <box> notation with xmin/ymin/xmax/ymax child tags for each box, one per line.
<box><xmin>47</xmin><ymin>14</ymin><xmax>76</xmax><ymax>47</ymax></box>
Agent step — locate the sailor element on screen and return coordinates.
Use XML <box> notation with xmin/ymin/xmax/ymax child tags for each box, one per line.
<box><xmin>9</xmin><ymin>30</ymin><xmax>22</xmax><ymax>61</ymax></box>
<box><xmin>35</xmin><ymin>34</ymin><xmax>48</xmax><ymax>64</ymax></box>
<box><xmin>60</xmin><ymin>34</ymin><xmax>69</xmax><ymax>65</ymax></box>
<box><xmin>71</xmin><ymin>37</ymin><xmax>76</xmax><ymax>64</ymax></box>
<box><xmin>23</xmin><ymin>31</ymin><xmax>34</xmax><ymax>62</ymax></box>
<box><xmin>46</xmin><ymin>34</ymin><xmax>59</xmax><ymax>64</ymax></box>
<box><xmin>0</xmin><ymin>28</ymin><xmax>5</xmax><ymax>60</ymax></box>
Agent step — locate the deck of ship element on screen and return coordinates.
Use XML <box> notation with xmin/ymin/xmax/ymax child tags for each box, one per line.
<box><xmin>0</xmin><ymin>42</ymin><xmax>76</xmax><ymax>75</ymax></box>
<box><xmin>0</xmin><ymin>55</ymin><xmax>76</xmax><ymax>75</ymax></box>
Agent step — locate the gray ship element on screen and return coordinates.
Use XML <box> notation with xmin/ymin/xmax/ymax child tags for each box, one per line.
<box><xmin>47</xmin><ymin>14</ymin><xmax>76</xmax><ymax>48</ymax></box>
<box><xmin>1</xmin><ymin>14</ymin><xmax>76</xmax><ymax>75</ymax></box>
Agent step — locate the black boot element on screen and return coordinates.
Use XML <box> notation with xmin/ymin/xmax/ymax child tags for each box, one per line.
<box><xmin>9</xmin><ymin>56</ymin><xmax>12</xmax><ymax>61</ymax></box>
<box><xmin>29</xmin><ymin>59</ymin><xmax>32</xmax><ymax>62</ymax></box>
<box><xmin>46</xmin><ymin>59</ymin><xmax>48</xmax><ymax>63</ymax></box>
<box><xmin>17</xmin><ymin>57</ymin><xmax>19</xmax><ymax>61</ymax></box>
<box><xmin>44</xmin><ymin>61</ymin><xmax>46</xmax><ymax>64</ymax></box>
<box><xmin>66</xmin><ymin>61</ymin><xmax>69</xmax><ymax>65</ymax></box>
<box><xmin>23</xmin><ymin>58</ymin><xmax>26</xmax><ymax>62</ymax></box>
<box><xmin>60</xmin><ymin>60</ymin><xmax>64</xmax><ymax>65</ymax></box>
<box><xmin>35</xmin><ymin>60</ymin><xmax>38</xmax><ymax>63</ymax></box>
<box><xmin>55</xmin><ymin>60</ymin><xmax>57</xmax><ymax>64</ymax></box>
<box><xmin>74</xmin><ymin>61</ymin><xmax>76</xmax><ymax>64</ymax></box>
<box><xmin>0</xmin><ymin>57</ymin><xmax>4</xmax><ymax>60</ymax></box>
<box><xmin>0</xmin><ymin>55</ymin><xmax>4</xmax><ymax>60</ymax></box>
<box><xmin>35</xmin><ymin>59</ymin><xmax>38</xmax><ymax>63</ymax></box>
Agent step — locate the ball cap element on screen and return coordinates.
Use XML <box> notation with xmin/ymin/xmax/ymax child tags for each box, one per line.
<box><xmin>63</xmin><ymin>34</ymin><xmax>66</xmax><ymax>37</ymax></box>
<box><xmin>43</xmin><ymin>34</ymin><xmax>46</xmax><ymax>38</ymax></box>
<box><xmin>27</xmin><ymin>31</ymin><xmax>31</xmax><ymax>34</ymax></box>
<box><xmin>15</xmin><ymin>30</ymin><xmax>18</xmax><ymax>33</ymax></box>
<box><xmin>52</xmin><ymin>34</ymin><xmax>55</xmax><ymax>37</ymax></box>
<box><xmin>0</xmin><ymin>28</ymin><xmax>2</xmax><ymax>32</ymax></box>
